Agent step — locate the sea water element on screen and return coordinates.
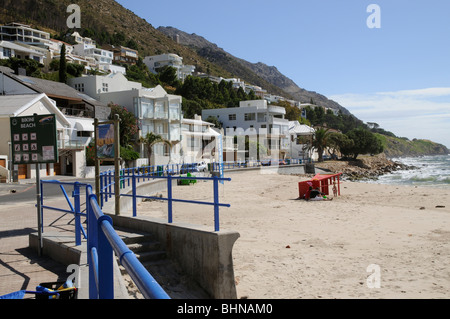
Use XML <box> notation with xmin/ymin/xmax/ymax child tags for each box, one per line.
<box><xmin>376</xmin><ymin>155</ymin><xmax>450</xmax><ymax>188</ymax></box>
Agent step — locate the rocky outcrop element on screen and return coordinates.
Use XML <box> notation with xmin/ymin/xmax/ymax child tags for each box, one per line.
<box><xmin>316</xmin><ymin>154</ymin><xmax>415</xmax><ymax>181</ymax></box>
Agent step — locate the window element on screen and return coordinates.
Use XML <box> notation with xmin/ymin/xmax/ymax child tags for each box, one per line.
<box><xmin>77</xmin><ymin>131</ymin><xmax>92</xmax><ymax>138</ymax></box>
<box><xmin>102</xmin><ymin>83</ymin><xmax>108</xmax><ymax>92</ymax></box>
<box><xmin>245</xmin><ymin>113</ymin><xmax>256</xmax><ymax>121</ymax></box>
<box><xmin>229</xmin><ymin>114</ymin><xmax>236</xmax><ymax>121</ymax></box>
<box><xmin>74</xmin><ymin>83</ymin><xmax>84</xmax><ymax>93</ymax></box>
<box><xmin>257</xmin><ymin>113</ymin><xmax>266</xmax><ymax>123</ymax></box>
<box><xmin>141</xmin><ymin>99</ymin><xmax>154</xmax><ymax>118</ymax></box>
<box><xmin>3</xmin><ymin>48</ymin><xmax>12</xmax><ymax>58</ymax></box>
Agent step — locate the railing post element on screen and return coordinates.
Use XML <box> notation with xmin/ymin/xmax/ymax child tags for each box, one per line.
<box><xmin>100</xmin><ymin>173</ymin><xmax>104</xmax><ymax>208</ymax></box>
<box><xmin>73</xmin><ymin>182</ymin><xmax>81</xmax><ymax>246</ymax></box>
<box><xmin>167</xmin><ymin>174</ymin><xmax>173</xmax><ymax>224</ymax></box>
<box><xmin>87</xmin><ymin>188</ymin><xmax>98</xmax><ymax>299</ymax></box>
<box><xmin>213</xmin><ymin>176</ymin><xmax>220</xmax><ymax>232</ymax></box>
<box><xmin>132</xmin><ymin>170</ymin><xmax>137</xmax><ymax>217</ymax></box>
<box><xmin>98</xmin><ymin>215</ymin><xmax>114</xmax><ymax>299</ymax></box>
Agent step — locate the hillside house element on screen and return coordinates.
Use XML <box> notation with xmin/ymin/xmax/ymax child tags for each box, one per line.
<box><xmin>143</xmin><ymin>53</ymin><xmax>195</xmax><ymax>81</ymax></box>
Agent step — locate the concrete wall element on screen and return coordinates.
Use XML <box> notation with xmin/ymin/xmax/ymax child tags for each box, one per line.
<box><xmin>103</xmin><ymin>178</ymin><xmax>240</xmax><ymax>299</ymax></box>
<box><xmin>109</xmin><ymin>214</ymin><xmax>240</xmax><ymax>299</ymax></box>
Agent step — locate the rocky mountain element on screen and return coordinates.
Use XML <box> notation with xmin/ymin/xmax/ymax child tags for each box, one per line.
<box><xmin>158</xmin><ymin>26</ymin><xmax>351</xmax><ymax>115</ymax></box>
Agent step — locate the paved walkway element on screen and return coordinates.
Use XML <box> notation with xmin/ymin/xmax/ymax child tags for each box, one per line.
<box><xmin>0</xmin><ymin>192</ymin><xmax>78</xmax><ymax>299</ymax></box>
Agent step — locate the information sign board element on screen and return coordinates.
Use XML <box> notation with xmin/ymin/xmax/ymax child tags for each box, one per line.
<box><xmin>10</xmin><ymin>114</ymin><xmax>58</xmax><ymax>165</ymax></box>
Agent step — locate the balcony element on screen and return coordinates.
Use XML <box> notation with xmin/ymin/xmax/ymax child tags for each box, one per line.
<box><xmin>58</xmin><ymin>138</ymin><xmax>86</xmax><ymax>151</ymax></box>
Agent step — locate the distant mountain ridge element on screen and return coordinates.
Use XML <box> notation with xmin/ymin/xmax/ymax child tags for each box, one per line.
<box><xmin>158</xmin><ymin>26</ymin><xmax>351</xmax><ymax>115</ymax></box>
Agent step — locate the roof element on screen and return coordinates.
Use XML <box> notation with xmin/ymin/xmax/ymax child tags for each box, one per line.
<box><xmin>13</xmin><ymin>74</ymin><xmax>84</xmax><ymax>101</ymax></box>
<box><xmin>182</xmin><ymin>118</ymin><xmax>215</xmax><ymax>127</ymax></box>
<box><xmin>0</xmin><ymin>93</ymin><xmax>71</xmax><ymax>126</ymax></box>
<box><xmin>289</xmin><ymin>121</ymin><xmax>315</xmax><ymax>135</ymax></box>
<box><xmin>2</xmin><ymin>72</ymin><xmax>110</xmax><ymax>119</ymax></box>
<box><xmin>0</xmin><ymin>94</ymin><xmax>43</xmax><ymax>117</ymax></box>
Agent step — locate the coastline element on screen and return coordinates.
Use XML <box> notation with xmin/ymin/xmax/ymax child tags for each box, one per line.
<box><xmin>137</xmin><ymin>169</ymin><xmax>450</xmax><ymax>299</ymax></box>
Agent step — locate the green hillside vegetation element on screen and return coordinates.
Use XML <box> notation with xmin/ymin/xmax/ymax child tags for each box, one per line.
<box><xmin>376</xmin><ymin>135</ymin><xmax>449</xmax><ymax>158</ymax></box>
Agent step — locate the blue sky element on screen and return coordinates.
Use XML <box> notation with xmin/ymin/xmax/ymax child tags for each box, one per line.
<box><xmin>116</xmin><ymin>0</ymin><xmax>450</xmax><ymax>148</ymax></box>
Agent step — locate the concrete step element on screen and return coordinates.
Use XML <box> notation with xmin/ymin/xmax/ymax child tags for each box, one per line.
<box><xmin>115</xmin><ymin>227</ymin><xmax>156</xmax><ymax>246</ymax></box>
<box><xmin>135</xmin><ymin>250</ymin><xmax>167</xmax><ymax>263</ymax></box>
<box><xmin>127</xmin><ymin>241</ymin><xmax>162</xmax><ymax>254</ymax></box>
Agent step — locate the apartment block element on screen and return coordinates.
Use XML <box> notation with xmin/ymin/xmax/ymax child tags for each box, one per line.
<box><xmin>143</xmin><ymin>53</ymin><xmax>195</xmax><ymax>81</ymax></box>
<box><xmin>0</xmin><ymin>23</ymin><xmax>50</xmax><ymax>49</ymax></box>
<box><xmin>202</xmin><ymin>100</ymin><xmax>291</xmax><ymax>160</ymax></box>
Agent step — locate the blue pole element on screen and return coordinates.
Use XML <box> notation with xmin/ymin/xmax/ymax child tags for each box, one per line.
<box><xmin>100</xmin><ymin>173</ymin><xmax>104</xmax><ymax>208</ymax></box>
<box><xmin>132</xmin><ymin>170</ymin><xmax>137</xmax><ymax>217</ymax></box>
<box><xmin>213</xmin><ymin>176</ymin><xmax>220</xmax><ymax>232</ymax></box>
<box><xmin>167</xmin><ymin>174</ymin><xmax>173</xmax><ymax>224</ymax></box>
<box><xmin>73</xmin><ymin>182</ymin><xmax>81</xmax><ymax>246</ymax></box>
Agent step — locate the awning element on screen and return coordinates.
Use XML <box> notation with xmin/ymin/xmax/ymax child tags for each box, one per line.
<box><xmin>73</xmin><ymin>118</ymin><xmax>95</xmax><ymax>132</ymax></box>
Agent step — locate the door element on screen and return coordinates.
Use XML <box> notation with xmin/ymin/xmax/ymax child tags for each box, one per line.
<box><xmin>18</xmin><ymin>164</ymin><xmax>28</xmax><ymax>180</ymax></box>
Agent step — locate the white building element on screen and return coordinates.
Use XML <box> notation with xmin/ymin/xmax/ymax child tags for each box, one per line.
<box><xmin>0</xmin><ymin>93</ymin><xmax>71</xmax><ymax>180</ymax></box>
<box><xmin>288</xmin><ymin>121</ymin><xmax>315</xmax><ymax>160</ymax></box>
<box><xmin>72</xmin><ymin>43</ymin><xmax>118</xmax><ymax>73</ymax></box>
<box><xmin>181</xmin><ymin>115</ymin><xmax>221</xmax><ymax>164</ymax></box>
<box><xmin>71</xmin><ymin>32</ymin><xmax>96</xmax><ymax>47</ymax></box>
<box><xmin>0</xmin><ymin>67</ymin><xmax>110</xmax><ymax>178</ymax></box>
<box><xmin>143</xmin><ymin>53</ymin><xmax>195</xmax><ymax>81</ymax></box>
<box><xmin>70</xmin><ymin>74</ymin><xmax>183</xmax><ymax>165</ymax></box>
<box><xmin>202</xmin><ymin>100</ymin><xmax>290</xmax><ymax>161</ymax></box>
<box><xmin>69</xmin><ymin>73</ymin><xmax>142</xmax><ymax>99</ymax></box>
<box><xmin>0</xmin><ymin>23</ymin><xmax>51</xmax><ymax>49</ymax></box>
<box><xmin>0</xmin><ymin>41</ymin><xmax>46</xmax><ymax>64</ymax></box>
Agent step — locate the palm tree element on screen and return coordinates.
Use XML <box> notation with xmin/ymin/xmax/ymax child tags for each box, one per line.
<box><xmin>139</xmin><ymin>132</ymin><xmax>172</xmax><ymax>166</ymax></box>
<box><xmin>306</xmin><ymin>128</ymin><xmax>332</xmax><ymax>162</ymax></box>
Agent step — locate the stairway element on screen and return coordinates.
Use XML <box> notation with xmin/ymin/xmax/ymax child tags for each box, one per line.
<box><xmin>115</xmin><ymin>227</ymin><xmax>210</xmax><ymax>299</ymax></box>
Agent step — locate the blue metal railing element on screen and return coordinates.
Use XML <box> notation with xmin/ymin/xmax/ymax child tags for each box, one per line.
<box><xmin>40</xmin><ymin>181</ymin><xmax>89</xmax><ymax>246</ymax></box>
<box><xmin>86</xmin><ymin>186</ymin><xmax>169</xmax><ymax>299</ymax></box>
<box><xmin>40</xmin><ymin>180</ymin><xmax>170</xmax><ymax>299</ymax></box>
<box><xmin>100</xmin><ymin>170</ymin><xmax>231</xmax><ymax>232</ymax></box>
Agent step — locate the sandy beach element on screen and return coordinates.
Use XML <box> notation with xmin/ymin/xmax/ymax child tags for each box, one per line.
<box><xmin>137</xmin><ymin>170</ymin><xmax>450</xmax><ymax>299</ymax></box>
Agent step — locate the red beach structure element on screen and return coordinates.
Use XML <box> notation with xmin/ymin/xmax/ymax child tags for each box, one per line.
<box><xmin>299</xmin><ymin>173</ymin><xmax>343</xmax><ymax>200</ymax></box>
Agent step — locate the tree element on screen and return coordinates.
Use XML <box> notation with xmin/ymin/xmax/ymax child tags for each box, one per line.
<box><xmin>341</xmin><ymin>128</ymin><xmax>384</xmax><ymax>159</ymax></box>
<box><xmin>328</xmin><ymin>132</ymin><xmax>354</xmax><ymax>159</ymax></box>
<box><xmin>307</xmin><ymin>128</ymin><xmax>332</xmax><ymax>162</ymax></box>
<box><xmin>1</xmin><ymin>57</ymin><xmax>43</xmax><ymax>77</ymax></box>
<box><xmin>139</xmin><ymin>132</ymin><xmax>172</xmax><ymax>166</ymax></box>
<box><xmin>158</xmin><ymin>66</ymin><xmax>180</xmax><ymax>88</ymax></box>
<box><xmin>59</xmin><ymin>44</ymin><xmax>67</xmax><ymax>83</ymax></box>
<box><xmin>66</xmin><ymin>63</ymin><xmax>85</xmax><ymax>77</ymax></box>
<box><xmin>109</xmin><ymin>103</ymin><xmax>139</xmax><ymax>146</ymax></box>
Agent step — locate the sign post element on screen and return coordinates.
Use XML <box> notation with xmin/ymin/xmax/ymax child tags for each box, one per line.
<box><xmin>10</xmin><ymin>114</ymin><xmax>58</xmax><ymax>256</ymax></box>
<box><xmin>94</xmin><ymin>115</ymin><xmax>121</xmax><ymax>215</ymax></box>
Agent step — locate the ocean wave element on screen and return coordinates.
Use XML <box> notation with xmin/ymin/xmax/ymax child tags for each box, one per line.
<box><xmin>377</xmin><ymin>155</ymin><xmax>450</xmax><ymax>187</ymax></box>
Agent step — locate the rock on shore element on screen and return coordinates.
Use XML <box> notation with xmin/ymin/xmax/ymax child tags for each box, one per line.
<box><xmin>315</xmin><ymin>154</ymin><xmax>414</xmax><ymax>181</ymax></box>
